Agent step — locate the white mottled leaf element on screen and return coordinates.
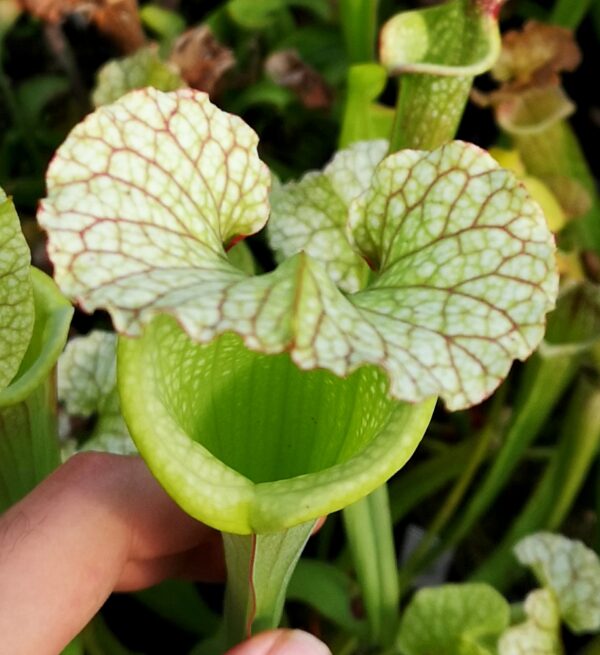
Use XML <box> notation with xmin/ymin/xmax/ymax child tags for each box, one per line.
<box><xmin>58</xmin><ymin>331</ymin><xmax>135</xmax><ymax>455</ymax></box>
<box><xmin>347</xmin><ymin>142</ymin><xmax>557</xmax><ymax>408</ymax></box>
<box><xmin>40</xmin><ymin>88</ymin><xmax>271</xmax><ymax>337</ymax></box>
<box><xmin>0</xmin><ymin>188</ymin><xmax>33</xmax><ymax>391</ymax></box>
<box><xmin>39</xmin><ymin>89</ymin><xmax>557</xmax><ymax>410</ymax></box>
<box><xmin>269</xmin><ymin>140</ymin><xmax>387</xmax><ymax>292</ymax></box>
<box><xmin>498</xmin><ymin>589</ymin><xmax>562</xmax><ymax>655</ymax></box>
<box><xmin>397</xmin><ymin>583</ymin><xmax>510</xmax><ymax>655</ymax></box>
<box><xmin>515</xmin><ymin>532</ymin><xmax>600</xmax><ymax>633</ymax></box>
<box><xmin>93</xmin><ymin>46</ymin><xmax>185</xmax><ymax>108</ymax></box>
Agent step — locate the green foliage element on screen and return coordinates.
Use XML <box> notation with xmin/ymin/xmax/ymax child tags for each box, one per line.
<box><xmin>0</xmin><ymin>188</ymin><xmax>33</xmax><ymax>390</ymax></box>
<box><xmin>0</xmin><ymin>192</ymin><xmax>72</xmax><ymax>511</ymax></box>
<box><xmin>93</xmin><ymin>47</ymin><xmax>185</xmax><ymax>108</ymax></box>
<box><xmin>515</xmin><ymin>533</ymin><xmax>600</xmax><ymax>633</ymax></box>
<box><xmin>39</xmin><ymin>89</ymin><xmax>557</xmax><ymax>412</ymax></box>
<box><xmin>397</xmin><ymin>583</ymin><xmax>510</xmax><ymax>655</ymax></box>
<box><xmin>0</xmin><ymin>0</ymin><xmax>597</xmax><ymax>651</ymax></box>
<box><xmin>499</xmin><ymin>589</ymin><xmax>562</xmax><ymax>655</ymax></box>
<box><xmin>58</xmin><ymin>331</ymin><xmax>135</xmax><ymax>455</ymax></box>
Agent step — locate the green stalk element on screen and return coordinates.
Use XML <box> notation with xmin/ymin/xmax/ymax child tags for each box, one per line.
<box><xmin>389</xmin><ymin>436</ymin><xmax>488</xmax><ymax>525</ymax></box>
<box><xmin>389</xmin><ymin>75</ymin><xmax>473</xmax><ymax>152</ymax></box>
<box><xmin>0</xmin><ymin>374</ymin><xmax>61</xmax><ymax>512</ymax></box>
<box><xmin>470</xmin><ymin>376</ymin><xmax>600</xmax><ymax>590</ymax></box>
<box><xmin>397</xmin><ymin>385</ymin><xmax>506</xmax><ymax>589</ymax></box>
<box><xmin>405</xmin><ymin>353</ymin><xmax>577</xmax><ymax>579</ymax></box>
<box><xmin>222</xmin><ymin>521</ymin><xmax>315</xmax><ymax>648</ymax></box>
<box><xmin>339</xmin><ymin>63</ymin><xmax>391</xmax><ymax>148</ymax></box>
<box><xmin>339</xmin><ymin>0</ymin><xmax>379</xmax><ymax>63</ymax></box>
<box><xmin>383</xmin><ymin>0</ymin><xmax>501</xmax><ymax>153</ymax></box>
<box><xmin>445</xmin><ymin>355</ymin><xmax>575</xmax><ymax>537</ymax></box>
<box><xmin>342</xmin><ymin>485</ymin><xmax>399</xmax><ymax>648</ymax></box>
<box><xmin>341</xmin><ymin>1</ymin><xmax>501</xmax><ymax>642</ymax></box>
<box><xmin>550</xmin><ymin>0</ymin><xmax>593</xmax><ymax>29</ymax></box>
<box><xmin>0</xmin><ymin>269</ymin><xmax>72</xmax><ymax>512</ymax></box>
<box><xmin>513</xmin><ymin>121</ymin><xmax>600</xmax><ymax>253</ymax></box>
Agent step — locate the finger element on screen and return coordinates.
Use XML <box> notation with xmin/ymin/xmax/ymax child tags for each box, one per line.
<box><xmin>0</xmin><ymin>452</ymin><xmax>217</xmax><ymax>655</ymax></box>
<box><xmin>116</xmin><ymin>539</ymin><xmax>226</xmax><ymax>591</ymax></box>
<box><xmin>226</xmin><ymin>630</ymin><xmax>331</xmax><ymax>655</ymax></box>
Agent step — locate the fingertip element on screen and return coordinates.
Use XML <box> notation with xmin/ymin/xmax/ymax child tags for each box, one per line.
<box><xmin>226</xmin><ymin>629</ymin><xmax>331</xmax><ymax>655</ymax></box>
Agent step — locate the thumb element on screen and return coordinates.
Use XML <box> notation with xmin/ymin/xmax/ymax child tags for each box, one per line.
<box><xmin>225</xmin><ymin>629</ymin><xmax>331</xmax><ymax>655</ymax></box>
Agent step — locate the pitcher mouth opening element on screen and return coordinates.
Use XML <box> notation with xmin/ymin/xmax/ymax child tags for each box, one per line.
<box><xmin>145</xmin><ymin>320</ymin><xmax>396</xmax><ymax>484</ymax></box>
<box><xmin>117</xmin><ymin>314</ymin><xmax>435</xmax><ymax>533</ymax></box>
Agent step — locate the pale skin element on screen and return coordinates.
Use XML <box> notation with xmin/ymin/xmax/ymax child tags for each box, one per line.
<box><xmin>0</xmin><ymin>452</ymin><xmax>330</xmax><ymax>655</ymax></box>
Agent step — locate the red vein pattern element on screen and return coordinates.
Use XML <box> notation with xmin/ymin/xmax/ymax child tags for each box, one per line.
<box><xmin>0</xmin><ymin>190</ymin><xmax>33</xmax><ymax>391</ymax></box>
<box><xmin>39</xmin><ymin>89</ymin><xmax>557</xmax><ymax>410</ymax></box>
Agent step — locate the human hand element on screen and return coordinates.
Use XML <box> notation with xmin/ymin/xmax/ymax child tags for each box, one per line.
<box><xmin>0</xmin><ymin>452</ymin><xmax>329</xmax><ymax>655</ymax></box>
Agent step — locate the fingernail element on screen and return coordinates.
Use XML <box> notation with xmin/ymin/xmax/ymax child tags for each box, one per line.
<box><xmin>273</xmin><ymin>630</ymin><xmax>331</xmax><ymax>655</ymax></box>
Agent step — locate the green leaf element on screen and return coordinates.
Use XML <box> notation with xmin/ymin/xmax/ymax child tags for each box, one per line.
<box><xmin>269</xmin><ymin>139</ymin><xmax>387</xmax><ymax>292</ymax></box>
<box><xmin>60</xmin><ymin>636</ymin><xmax>84</xmax><ymax>655</ymax></box>
<box><xmin>287</xmin><ymin>559</ymin><xmax>365</xmax><ymax>635</ymax></box>
<box><xmin>227</xmin><ymin>0</ymin><xmax>331</xmax><ymax>29</ymax></box>
<box><xmin>514</xmin><ymin>532</ymin><xmax>600</xmax><ymax>633</ymax></box>
<box><xmin>539</xmin><ymin>282</ymin><xmax>600</xmax><ymax>358</ymax></box>
<box><xmin>227</xmin><ymin>240</ymin><xmax>257</xmax><ymax>275</ymax></box>
<box><xmin>39</xmin><ymin>90</ymin><xmax>557</xmax><ymax>412</ymax></box>
<box><xmin>92</xmin><ymin>47</ymin><xmax>185</xmax><ymax>108</ymax></box>
<box><xmin>339</xmin><ymin>64</ymin><xmax>391</xmax><ymax>147</ymax></box>
<box><xmin>227</xmin><ymin>0</ymin><xmax>288</xmax><ymax>29</ymax></box>
<box><xmin>16</xmin><ymin>75</ymin><xmax>70</xmax><ymax>127</ymax></box>
<box><xmin>139</xmin><ymin>5</ymin><xmax>186</xmax><ymax>42</ymax></box>
<box><xmin>134</xmin><ymin>580</ymin><xmax>219</xmax><ymax>636</ymax></box>
<box><xmin>227</xmin><ymin>79</ymin><xmax>294</xmax><ymax>114</ymax></box>
<box><xmin>58</xmin><ymin>331</ymin><xmax>135</xmax><ymax>455</ymax></box>
<box><xmin>348</xmin><ymin>142</ymin><xmax>557</xmax><ymax>409</ymax></box>
<box><xmin>0</xmin><ymin>268</ymin><xmax>73</xmax><ymax>407</ymax></box>
<box><xmin>0</xmin><ymin>269</ymin><xmax>72</xmax><ymax>511</ymax></box>
<box><xmin>397</xmin><ymin>583</ymin><xmax>510</xmax><ymax>655</ymax></box>
<box><xmin>0</xmin><ymin>187</ymin><xmax>34</xmax><ymax>391</ymax></box>
<box><xmin>498</xmin><ymin>589</ymin><xmax>562</xmax><ymax>655</ymax></box>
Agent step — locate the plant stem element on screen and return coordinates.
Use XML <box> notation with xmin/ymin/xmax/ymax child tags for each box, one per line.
<box><xmin>550</xmin><ymin>0</ymin><xmax>593</xmax><ymax>29</ymax></box>
<box><xmin>342</xmin><ymin>485</ymin><xmax>399</xmax><ymax>648</ymax></box>
<box><xmin>389</xmin><ymin>75</ymin><xmax>473</xmax><ymax>152</ymax></box>
<box><xmin>222</xmin><ymin>521</ymin><xmax>315</xmax><ymax>648</ymax></box>
<box><xmin>0</xmin><ymin>374</ymin><xmax>61</xmax><ymax>512</ymax></box>
<box><xmin>339</xmin><ymin>0</ymin><xmax>379</xmax><ymax>63</ymax></box>
<box><xmin>389</xmin><ymin>436</ymin><xmax>488</xmax><ymax>524</ymax></box>
<box><xmin>400</xmin><ymin>353</ymin><xmax>577</xmax><ymax>582</ymax></box>
<box><xmin>445</xmin><ymin>354</ymin><xmax>575</xmax><ymax>538</ymax></box>
<box><xmin>470</xmin><ymin>376</ymin><xmax>600</xmax><ymax>590</ymax></box>
<box><xmin>512</xmin><ymin>121</ymin><xmax>600</xmax><ymax>254</ymax></box>
<box><xmin>398</xmin><ymin>385</ymin><xmax>506</xmax><ymax>589</ymax></box>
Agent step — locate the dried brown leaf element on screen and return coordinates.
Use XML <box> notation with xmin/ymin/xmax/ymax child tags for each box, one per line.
<box><xmin>169</xmin><ymin>25</ymin><xmax>235</xmax><ymax>96</ymax></box>
<box><xmin>493</xmin><ymin>20</ymin><xmax>581</xmax><ymax>89</ymax></box>
<box><xmin>472</xmin><ymin>21</ymin><xmax>581</xmax><ymax>133</ymax></box>
<box><xmin>19</xmin><ymin>0</ymin><xmax>145</xmax><ymax>53</ymax></box>
<box><xmin>265</xmin><ymin>49</ymin><xmax>332</xmax><ymax>110</ymax></box>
